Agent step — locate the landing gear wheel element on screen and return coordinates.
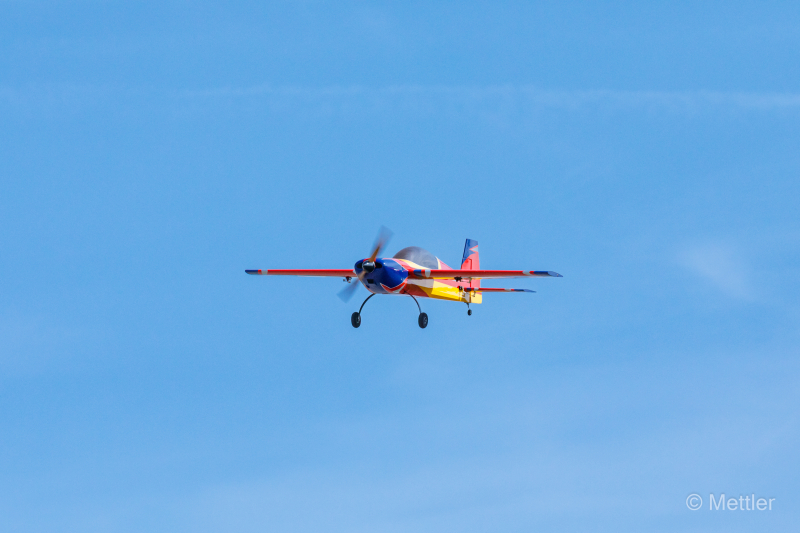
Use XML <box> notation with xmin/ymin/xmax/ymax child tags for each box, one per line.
<box><xmin>351</xmin><ymin>312</ymin><xmax>361</xmax><ymax>328</ymax></box>
<box><xmin>418</xmin><ymin>312</ymin><xmax>428</xmax><ymax>329</ymax></box>
<box><xmin>467</xmin><ymin>309</ymin><xmax>472</xmax><ymax>316</ymax></box>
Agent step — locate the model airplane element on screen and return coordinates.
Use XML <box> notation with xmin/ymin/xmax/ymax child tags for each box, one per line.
<box><xmin>246</xmin><ymin>228</ymin><xmax>561</xmax><ymax>328</ymax></box>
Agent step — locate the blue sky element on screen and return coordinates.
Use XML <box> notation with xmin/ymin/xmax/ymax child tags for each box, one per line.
<box><xmin>1</xmin><ymin>2</ymin><xmax>799</xmax><ymax>531</ymax></box>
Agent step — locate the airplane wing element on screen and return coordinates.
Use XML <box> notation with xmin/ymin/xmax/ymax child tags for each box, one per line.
<box><xmin>409</xmin><ymin>269</ymin><xmax>562</xmax><ymax>280</ymax></box>
<box><xmin>245</xmin><ymin>269</ymin><xmax>355</xmax><ymax>277</ymax></box>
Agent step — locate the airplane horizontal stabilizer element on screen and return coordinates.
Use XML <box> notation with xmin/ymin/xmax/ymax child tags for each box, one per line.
<box><xmin>476</xmin><ymin>288</ymin><xmax>536</xmax><ymax>293</ymax></box>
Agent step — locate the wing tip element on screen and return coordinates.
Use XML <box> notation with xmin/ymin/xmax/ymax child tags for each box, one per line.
<box><xmin>534</xmin><ymin>271</ymin><xmax>563</xmax><ymax>277</ymax></box>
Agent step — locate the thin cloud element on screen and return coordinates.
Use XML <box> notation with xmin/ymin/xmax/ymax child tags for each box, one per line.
<box><xmin>678</xmin><ymin>244</ymin><xmax>755</xmax><ymax>301</ymax></box>
<box><xmin>182</xmin><ymin>84</ymin><xmax>800</xmax><ymax>111</ymax></box>
<box><xmin>5</xmin><ymin>83</ymin><xmax>800</xmax><ymax>115</ymax></box>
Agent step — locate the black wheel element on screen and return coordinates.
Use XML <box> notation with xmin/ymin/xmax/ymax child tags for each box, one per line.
<box><xmin>351</xmin><ymin>312</ymin><xmax>361</xmax><ymax>328</ymax></box>
<box><xmin>467</xmin><ymin>309</ymin><xmax>472</xmax><ymax>316</ymax></box>
<box><xmin>418</xmin><ymin>312</ymin><xmax>428</xmax><ymax>329</ymax></box>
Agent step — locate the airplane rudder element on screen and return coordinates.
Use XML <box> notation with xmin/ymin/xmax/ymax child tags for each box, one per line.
<box><xmin>461</xmin><ymin>238</ymin><xmax>480</xmax><ymax>270</ymax></box>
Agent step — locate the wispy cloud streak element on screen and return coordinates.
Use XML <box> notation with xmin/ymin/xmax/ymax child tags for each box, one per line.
<box><xmin>678</xmin><ymin>244</ymin><xmax>755</xmax><ymax>301</ymax></box>
<box><xmin>4</xmin><ymin>83</ymin><xmax>800</xmax><ymax>114</ymax></box>
<box><xmin>183</xmin><ymin>84</ymin><xmax>800</xmax><ymax>111</ymax></box>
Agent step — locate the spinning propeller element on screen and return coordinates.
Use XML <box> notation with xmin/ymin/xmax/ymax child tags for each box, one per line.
<box><xmin>337</xmin><ymin>226</ymin><xmax>393</xmax><ymax>302</ymax></box>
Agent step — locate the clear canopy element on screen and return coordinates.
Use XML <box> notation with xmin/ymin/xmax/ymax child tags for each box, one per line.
<box><xmin>392</xmin><ymin>246</ymin><xmax>440</xmax><ymax>269</ymax></box>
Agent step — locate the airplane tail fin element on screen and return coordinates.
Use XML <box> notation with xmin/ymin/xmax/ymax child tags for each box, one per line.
<box><xmin>460</xmin><ymin>239</ymin><xmax>480</xmax><ymax>290</ymax></box>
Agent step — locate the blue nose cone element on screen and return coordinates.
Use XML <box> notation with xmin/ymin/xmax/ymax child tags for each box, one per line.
<box><xmin>355</xmin><ymin>259</ymin><xmax>408</xmax><ymax>293</ymax></box>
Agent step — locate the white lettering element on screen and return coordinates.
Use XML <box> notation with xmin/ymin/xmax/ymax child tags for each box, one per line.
<box><xmin>709</xmin><ymin>494</ymin><xmax>725</xmax><ymax>510</ymax></box>
<box><xmin>704</xmin><ymin>493</ymin><xmax>774</xmax><ymax>511</ymax></box>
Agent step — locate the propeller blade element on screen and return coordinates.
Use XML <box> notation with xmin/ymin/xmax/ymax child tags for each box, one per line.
<box><xmin>368</xmin><ymin>226</ymin><xmax>393</xmax><ymax>261</ymax></box>
<box><xmin>337</xmin><ymin>280</ymin><xmax>360</xmax><ymax>302</ymax></box>
<box><xmin>337</xmin><ymin>227</ymin><xmax>391</xmax><ymax>302</ymax></box>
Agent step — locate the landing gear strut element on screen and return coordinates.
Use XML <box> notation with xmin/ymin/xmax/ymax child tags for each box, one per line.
<box><xmin>351</xmin><ymin>293</ymin><xmax>375</xmax><ymax>328</ymax></box>
<box><xmin>351</xmin><ymin>293</ymin><xmax>428</xmax><ymax>329</ymax></box>
<box><xmin>460</xmin><ymin>286</ymin><xmax>473</xmax><ymax>316</ymax></box>
<box><xmin>409</xmin><ymin>294</ymin><xmax>427</xmax><ymax>329</ymax></box>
